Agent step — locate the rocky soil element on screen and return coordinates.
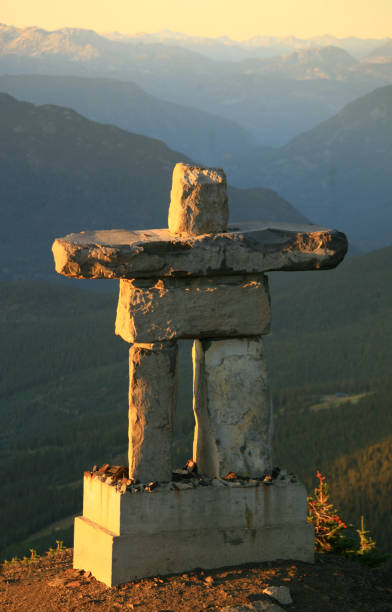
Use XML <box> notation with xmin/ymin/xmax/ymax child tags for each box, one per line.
<box><xmin>1</xmin><ymin>548</ymin><xmax>391</xmax><ymax>611</ymax></box>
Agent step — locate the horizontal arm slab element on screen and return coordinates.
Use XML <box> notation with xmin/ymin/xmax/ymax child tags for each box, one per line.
<box><xmin>52</xmin><ymin>221</ymin><xmax>348</xmax><ymax>280</ymax></box>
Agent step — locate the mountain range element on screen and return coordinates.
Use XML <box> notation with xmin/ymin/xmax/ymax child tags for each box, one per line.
<box><xmin>1</xmin><ymin>24</ymin><xmax>392</xmax><ymax>145</ymax></box>
<box><xmin>0</xmin><ymin>74</ymin><xmax>255</xmax><ymax>166</ymax></box>
<box><xmin>0</xmin><ymin>23</ymin><xmax>214</xmax><ymax>77</ymax></box>
<box><xmin>367</xmin><ymin>39</ymin><xmax>392</xmax><ymax>61</ymax></box>
<box><xmin>1</xmin><ymin>25</ymin><xmax>391</xmax><ymax>249</ymax></box>
<box><xmin>4</xmin><ymin>24</ymin><xmax>389</xmax><ymax>61</ymax></box>
<box><xmin>226</xmin><ymin>85</ymin><xmax>392</xmax><ymax>251</ymax></box>
<box><xmin>0</xmin><ymin>93</ymin><xmax>306</xmax><ymax>281</ymax></box>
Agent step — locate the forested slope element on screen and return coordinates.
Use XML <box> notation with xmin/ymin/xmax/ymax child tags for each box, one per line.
<box><xmin>1</xmin><ymin>245</ymin><xmax>391</xmax><ymax>558</ymax></box>
<box><xmin>227</xmin><ymin>85</ymin><xmax>392</xmax><ymax>251</ymax></box>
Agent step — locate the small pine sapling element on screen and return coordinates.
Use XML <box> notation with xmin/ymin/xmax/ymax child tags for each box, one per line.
<box><xmin>308</xmin><ymin>472</ymin><xmax>388</xmax><ymax>567</ymax></box>
<box><xmin>56</xmin><ymin>540</ymin><xmax>64</xmax><ymax>553</ymax></box>
<box><xmin>354</xmin><ymin>516</ymin><xmax>389</xmax><ymax>568</ymax></box>
<box><xmin>307</xmin><ymin>471</ymin><xmax>351</xmax><ymax>553</ymax></box>
<box><xmin>29</xmin><ymin>549</ymin><xmax>39</xmax><ymax>563</ymax></box>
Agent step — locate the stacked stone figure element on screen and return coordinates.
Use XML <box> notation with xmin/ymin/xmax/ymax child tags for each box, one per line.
<box><xmin>52</xmin><ymin>162</ymin><xmax>347</xmax><ymax>586</ymax></box>
<box><xmin>116</xmin><ymin>163</ymin><xmax>273</xmax><ymax>483</ymax></box>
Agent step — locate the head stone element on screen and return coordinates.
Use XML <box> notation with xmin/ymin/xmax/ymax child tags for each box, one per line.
<box><xmin>168</xmin><ymin>163</ymin><xmax>229</xmax><ymax>236</ymax></box>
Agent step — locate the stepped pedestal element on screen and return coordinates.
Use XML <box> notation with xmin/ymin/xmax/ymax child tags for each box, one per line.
<box><xmin>74</xmin><ymin>474</ymin><xmax>314</xmax><ymax>587</ymax></box>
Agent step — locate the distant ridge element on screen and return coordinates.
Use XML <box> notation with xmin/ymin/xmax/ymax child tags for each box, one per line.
<box><xmin>0</xmin><ymin>93</ymin><xmax>306</xmax><ymax>281</ymax></box>
<box><xmin>107</xmin><ymin>29</ymin><xmax>390</xmax><ymax>61</ymax></box>
<box><xmin>0</xmin><ymin>22</ymin><xmax>213</xmax><ymax>72</ymax></box>
<box><xmin>0</xmin><ymin>73</ymin><xmax>256</xmax><ymax>166</ymax></box>
<box><xmin>367</xmin><ymin>39</ymin><xmax>392</xmax><ymax>61</ymax></box>
<box><xmin>226</xmin><ymin>84</ymin><xmax>392</xmax><ymax>251</ymax></box>
<box><xmin>1</xmin><ymin>23</ymin><xmax>391</xmax><ymax>146</ymax></box>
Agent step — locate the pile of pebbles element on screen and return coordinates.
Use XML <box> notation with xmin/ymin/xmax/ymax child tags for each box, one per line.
<box><xmin>85</xmin><ymin>461</ymin><xmax>297</xmax><ymax>495</ymax></box>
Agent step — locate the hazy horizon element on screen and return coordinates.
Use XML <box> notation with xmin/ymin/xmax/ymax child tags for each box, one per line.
<box><xmin>1</xmin><ymin>21</ymin><xmax>391</xmax><ymax>43</ymax></box>
<box><xmin>2</xmin><ymin>0</ymin><xmax>392</xmax><ymax>40</ymax></box>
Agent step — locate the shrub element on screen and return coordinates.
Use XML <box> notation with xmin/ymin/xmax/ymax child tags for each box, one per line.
<box><xmin>307</xmin><ymin>472</ymin><xmax>388</xmax><ymax>567</ymax></box>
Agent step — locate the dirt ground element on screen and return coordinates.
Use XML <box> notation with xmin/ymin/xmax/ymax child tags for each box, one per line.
<box><xmin>0</xmin><ymin>548</ymin><xmax>391</xmax><ymax>611</ymax></box>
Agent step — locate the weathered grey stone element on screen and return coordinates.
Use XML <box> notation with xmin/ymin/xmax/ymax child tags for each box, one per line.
<box><xmin>211</xmin><ymin>478</ymin><xmax>226</xmax><ymax>487</ymax></box>
<box><xmin>115</xmin><ymin>274</ymin><xmax>270</xmax><ymax>343</ymax></box>
<box><xmin>82</xmin><ymin>471</ymin><xmax>310</xmax><ymax>537</ymax></box>
<box><xmin>74</xmin><ymin>473</ymin><xmax>314</xmax><ymax>586</ymax></box>
<box><xmin>52</xmin><ymin>222</ymin><xmax>348</xmax><ymax>280</ymax></box>
<box><xmin>241</xmin><ymin>479</ymin><xmax>260</xmax><ymax>487</ymax></box>
<box><xmin>128</xmin><ymin>341</ymin><xmax>177</xmax><ymax>482</ymax></box>
<box><xmin>173</xmin><ymin>481</ymin><xmax>193</xmax><ymax>490</ymax></box>
<box><xmin>168</xmin><ymin>163</ymin><xmax>228</xmax><ymax>235</ymax></box>
<box><xmin>225</xmin><ymin>480</ymin><xmax>242</xmax><ymax>487</ymax></box>
<box><xmin>263</xmin><ymin>586</ymin><xmax>293</xmax><ymax>605</ymax></box>
<box><xmin>193</xmin><ymin>336</ymin><xmax>272</xmax><ymax>479</ymax></box>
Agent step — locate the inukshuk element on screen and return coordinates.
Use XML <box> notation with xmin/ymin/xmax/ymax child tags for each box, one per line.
<box><xmin>52</xmin><ymin>163</ymin><xmax>348</xmax><ymax>587</ymax></box>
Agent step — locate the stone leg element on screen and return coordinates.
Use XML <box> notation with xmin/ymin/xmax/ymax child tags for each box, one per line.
<box><xmin>129</xmin><ymin>341</ymin><xmax>178</xmax><ymax>482</ymax></box>
<box><xmin>193</xmin><ymin>336</ymin><xmax>272</xmax><ymax>479</ymax></box>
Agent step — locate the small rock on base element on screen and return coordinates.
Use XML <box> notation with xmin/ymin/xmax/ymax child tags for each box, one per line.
<box><xmin>263</xmin><ymin>585</ymin><xmax>293</xmax><ymax>605</ymax></box>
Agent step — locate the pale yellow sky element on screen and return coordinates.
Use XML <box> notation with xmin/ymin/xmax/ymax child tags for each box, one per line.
<box><xmin>2</xmin><ymin>0</ymin><xmax>391</xmax><ymax>40</ymax></box>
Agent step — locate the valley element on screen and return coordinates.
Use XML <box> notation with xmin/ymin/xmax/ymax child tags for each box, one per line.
<box><xmin>0</xmin><ymin>20</ymin><xmax>391</xmax><ymax>571</ymax></box>
<box><xmin>226</xmin><ymin>85</ymin><xmax>392</xmax><ymax>251</ymax></box>
<box><xmin>1</xmin><ymin>246</ymin><xmax>391</xmax><ymax>559</ymax></box>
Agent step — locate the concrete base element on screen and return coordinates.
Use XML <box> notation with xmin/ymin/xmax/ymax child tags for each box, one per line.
<box><xmin>74</xmin><ymin>474</ymin><xmax>314</xmax><ymax>587</ymax></box>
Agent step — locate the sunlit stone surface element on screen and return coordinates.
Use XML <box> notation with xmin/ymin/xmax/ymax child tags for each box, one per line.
<box><xmin>193</xmin><ymin>336</ymin><xmax>272</xmax><ymax>479</ymax></box>
<box><xmin>168</xmin><ymin>163</ymin><xmax>228</xmax><ymax>235</ymax></box>
<box><xmin>128</xmin><ymin>341</ymin><xmax>178</xmax><ymax>483</ymax></box>
<box><xmin>115</xmin><ymin>274</ymin><xmax>271</xmax><ymax>343</ymax></box>
<box><xmin>74</xmin><ymin>474</ymin><xmax>314</xmax><ymax>586</ymax></box>
<box><xmin>52</xmin><ymin>222</ymin><xmax>348</xmax><ymax>280</ymax></box>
